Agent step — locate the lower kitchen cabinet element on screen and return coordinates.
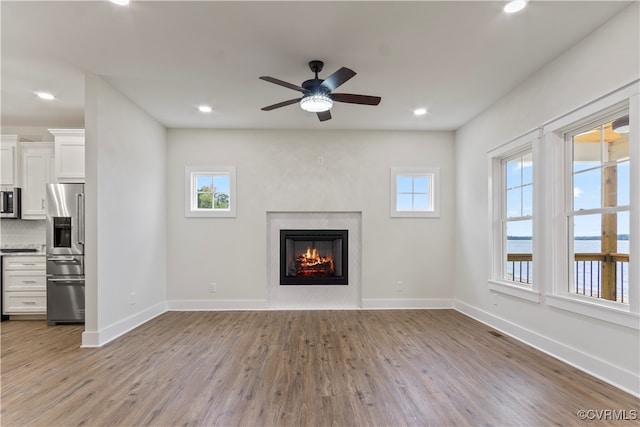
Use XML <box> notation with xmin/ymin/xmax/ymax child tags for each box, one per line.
<box><xmin>3</xmin><ymin>255</ymin><xmax>46</xmax><ymax>315</ymax></box>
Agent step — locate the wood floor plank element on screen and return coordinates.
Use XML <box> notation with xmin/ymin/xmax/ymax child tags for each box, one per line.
<box><xmin>1</xmin><ymin>310</ymin><xmax>638</xmax><ymax>426</ymax></box>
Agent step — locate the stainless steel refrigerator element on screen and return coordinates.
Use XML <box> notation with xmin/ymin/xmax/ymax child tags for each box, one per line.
<box><xmin>46</xmin><ymin>183</ymin><xmax>85</xmax><ymax>325</ymax></box>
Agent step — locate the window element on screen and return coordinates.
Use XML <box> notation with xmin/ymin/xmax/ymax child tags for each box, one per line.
<box><xmin>390</xmin><ymin>167</ymin><xmax>440</xmax><ymax>217</ymax></box>
<box><xmin>488</xmin><ymin>130</ymin><xmax>540</xmax><ymax>302</ymax></box>
<box><xmin>565</xmin><ymin>112</ymin><xmax>630</xmax><ymax>303</ymax></box>
<box><xmin>544</xmin><ymin>81</ymin><xmax>638</xmax><ymax>328</ymax></box>
<box><xmin>185</xmin><ymin>166</ymin><xmax>236</xmax><ymax>217</ymax></box>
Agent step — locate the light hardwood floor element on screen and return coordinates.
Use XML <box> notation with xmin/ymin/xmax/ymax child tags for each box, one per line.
<box><xmin>1</xmin><ymin>310</ymin><xmax>638</xmax><ymax>426</ymax></box>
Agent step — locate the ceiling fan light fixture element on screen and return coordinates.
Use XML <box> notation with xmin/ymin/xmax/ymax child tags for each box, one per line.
<box><xmin>504</xmin><ymin>0</ymin><xmax>527</xmax><ymax>14</ymax></box>
<box><xmin>612</xmin><ymin>116</ymin><xmax>629</xmax><ymax>134</ymax></box>
<box><xmin>36</xmin><ymin>91</ymin><xmax>55</xmax><ymax>100</ymax></box>
<box><xmin>300</xmin><ymin>93</ymin><xmax>333</xmax><ymax>113</ymax></box>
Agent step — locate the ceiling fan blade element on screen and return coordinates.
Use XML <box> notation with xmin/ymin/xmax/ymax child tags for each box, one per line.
<box><xmin>320</xmin><ymin>67</ymin><xmax>356</xmax><ymax>91</ymax></box>
<box><xmin>261</xmin><ymin>98</ymin><xmax>301</xmax><ymax>111</ymax></box>
<box><xmin>332</xmin><ymin>93</ymin><xmax>381</xmax><ymax>106</ymax></box>
<box><xmin>259</xmin><ymin>76</ymin><xmax>307</xmax><ymax>93</ymax></box>
<box><xmin>317</xmin><ymin>110</ymin><xmax>331</xmax><ymax>122</ymax></box>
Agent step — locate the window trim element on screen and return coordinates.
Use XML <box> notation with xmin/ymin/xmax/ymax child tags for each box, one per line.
<box><xmin>184</xmin><ymin>166</ymin><xmax>236</xmax><ymax>218</ymax></box>
<box><xmin>543</xmin><ymin>81</ymin><xmax>639</xmax><ymax>326</ymax></box>
<box><xmin>487</xmin><ymin>129</ymin><xmax>542</xmax><ymax>303</ymax></box>
<box><xmin>390</xmin><ymin>167</ymin><xmax>440</xmax><ymax>218</ymax></box>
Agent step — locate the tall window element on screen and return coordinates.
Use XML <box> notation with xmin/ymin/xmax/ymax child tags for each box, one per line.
<box><xmin>185</xmin><ymin>166</ymin><xmax>236</xmax><ymax>218</ymax></box>
<box><xmin>503</xmin><ymin>150</ymin><xmax>533</xmax><ymax>285</ymax></box>
<box><xmin>488</xmin><ymin>129</ymin><xmax>540</xmax><ymax>302</ymax></box>
<box><xmin>566</xmin><ymin>113</ymin><xmax>630</xmax><ymax>303</ymax></box>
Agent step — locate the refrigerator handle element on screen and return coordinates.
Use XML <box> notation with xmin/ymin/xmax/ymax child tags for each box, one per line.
<box><xmin>0</xmin><ymin>192</ymin><xmax>4</xmax><ymax>212</ymax></box>
<box><xmin>77</xmin><ymin>193</ymin><xmax>85</xmax><ymax>245</ymax></box>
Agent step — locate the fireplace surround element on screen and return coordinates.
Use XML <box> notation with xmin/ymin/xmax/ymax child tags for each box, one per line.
<box><xmin>267</xmin><ymin>212</ymin><xmax>361</xmax><ymax>309</ymax></box>
<box><xmin>280</xmin><ymin>229</ymin><xmax>348</xmax><ymax>285</ymax></box>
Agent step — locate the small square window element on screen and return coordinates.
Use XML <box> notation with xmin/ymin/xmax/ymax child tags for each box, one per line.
<box><xmin>185</xmin><ymin>166</ymin><xmax>236</xmax><ymax>218</ymax></box>
<box><xmin>390</xmin><ymin>167</ymin><xmax>440</xmax><ymax>217</ymax></box>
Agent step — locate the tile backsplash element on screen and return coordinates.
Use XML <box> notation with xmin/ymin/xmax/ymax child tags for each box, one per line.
<box><xmin>0</xmin><ymin>220</ymin><xmax>46</xmax><ymax>249</ymax></box>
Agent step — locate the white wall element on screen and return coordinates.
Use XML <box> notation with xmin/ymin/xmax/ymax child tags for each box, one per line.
<box><xmin>83</xmin><ymin>73</ymin><xmax>167</xmax><ymax>346</ymax></box>
<box><xmin>167</xmin><ymin>129</ymin><xmax>455</xmax><ymax>307</ymax></box>
<box><xmin>454</xmin><ymin>3</ymin><xmax>639</xmax><ymax>394</ymax></box>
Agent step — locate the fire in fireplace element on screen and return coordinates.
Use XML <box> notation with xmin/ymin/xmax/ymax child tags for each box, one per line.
<box><xmin>280</xmin><ymin>229</ymin><xmax>348</xmax><ymax>285</ymax></box>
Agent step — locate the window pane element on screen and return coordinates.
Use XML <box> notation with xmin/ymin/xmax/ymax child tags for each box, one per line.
<box><xmin>397</xmin><ymin>176</ymin><xmax>413</xmax><ymax>193</ymax></box>
<box><xmin>618</xmin><ymin>211</ymin><xmax>630</xmax><ymax>254</ymax></box>
<box><xmin>196</xmin><ymin>175</ymin><xmax>213</xmax><ymax>193</ymax></box>
<box><xmin>213</xmin><ymin>175</ymin><xmax>230</xmax><ymax>193</ymax></box>
<box><xmin>413</xmin><ymin>194</ymin><xmax>429</xmax><ymax>211</ymax></box>
<box><xmin>521</xmin><ymin>153</ymin><xmax>533</xmax><ymax>185</ymax></box>
<box><xmin>506</xmin><ymin>188</ymin><xmax>522</xmax><ymax>218</ymax></box>
<box><xmin>571</xmin><ymin>212</ymin><xmax>629</xmax><ymax>303</ymax></box>
<box><xmin>506</xmin><ymin>158</ymin><xmax>522</xmax><ymax>189</ymax></box>
<box><xmin>572</xmin><ymin>214</ymin><xmax>601</xmax><ymax>243</ymax></box>
<box><xmin>573</xmin><ymin>168</ymin><xmax>601</xmax><ymax>210</ymax></box>
<box><xmin>214</xmin><ymin>193</ymin><xmax>230</xmax><ymax>209</ymax></box>
<box><xmin>413</xmin><ymin>176</ymin><xmax>429</xmax><ymax>193</ymax></box>
<box><xmin>605</xmin><ymin>117</ymin><xmax>629</xmax><ymax>162</ymax></box>
<box><xmin>197</xmin><ymin>193</ymin><xmax>213</xmax><ymax>209</ymax></box>
<box><xmin>505</xmin><ymin>220</ymin><xmax>533</xmax><ymax>284</ymax></box>
<box><xmin>617</xmin><ymin>161</ymin><xmax>630</xmax><ymax>206</ymax></box>
<box><xmin>397</xmin><ymin>194</ymin><xmax>412</xmax><ymax>210</ymax></box>
<box><xmin>522</xmin><ymin>184</ymin><xmax>533</xmax><ymax>217</ymax></box>
<box><xmin>572</xmin><ymin>126</ymin><xmax>601</xmax><ymax>173</ymax></box>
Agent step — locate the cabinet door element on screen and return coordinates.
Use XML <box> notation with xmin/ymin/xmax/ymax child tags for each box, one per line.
<box><xmin>1</xmin><ymin>140</ymin><xmax>17</xmax><ymax>186</ymax></box>
<box><xmin>21</xmin><ymin>144</ymin><xmax>54</xmax><ymax>220</ymax></box>
<box><xmin>56</xmin><ymin>141</ymin><xmax>84</xmax><ymax>183</ymax></box>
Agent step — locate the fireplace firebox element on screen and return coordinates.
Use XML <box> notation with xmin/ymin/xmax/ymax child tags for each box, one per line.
<box><xmin>280</xmin><ymin>229</ymin><xmax>348</xmax><ymax>285</ymax></box>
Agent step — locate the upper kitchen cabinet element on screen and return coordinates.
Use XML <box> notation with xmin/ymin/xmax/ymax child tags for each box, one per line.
<box><xmin>1</xmin><ymin>135</ymin><xmax>19</xmax><ymax>186</ymax></box>
<box><xmin>20</xmin><ymin>143</ymin><xmax>55</xmax><ymax>220</ymax></box>
<box><xmin>49</xmin><ymin>129</ymin><xmax>85</xmax><ymax>183</ymax></box>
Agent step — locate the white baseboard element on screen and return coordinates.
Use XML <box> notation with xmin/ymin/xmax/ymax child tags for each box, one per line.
<box><xmin>362</xmin><ymin>298</ymin><xmax>454</xmax><ymax>309</ymax></box>
<box><xmin>168</xmin><ymin>299</ymin><xmax>268</xmax><ymax>311</ymax></box>
<box><xmin>454</xmin><ymin>300</ymin><xmax>640</xmax><ymax>397</ymax></box>
<box><xmin>81</xmin><ymin>301</ymin><xmax>167</xmax><ymax>348</ymax></box>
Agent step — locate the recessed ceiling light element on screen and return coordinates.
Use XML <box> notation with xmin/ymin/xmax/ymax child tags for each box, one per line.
<box><xmin>413</xmin><ymin>108</ymin><xmax>427</xmax><ymax>116</ymax></box>
<box><xmin>198</xmin><ymin>105</ymin><xmax>213</xmax><ymax>113</ymax></box>
<box><xmin>36</xmin><ymin>91</ymin><xmax>55</xmax><ymax>100</ymax></box>
<box><xmin>110</xmin><ymin>0</ymin><xmax>130</xmax><ymax>5</ymax></box>
<box><xmin>504</xmin><ymin>0</ymin><xmax>527</xmax><ymax>14</ymax></box>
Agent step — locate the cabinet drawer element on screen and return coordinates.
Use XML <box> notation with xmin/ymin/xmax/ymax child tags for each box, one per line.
<box><xmin>3</xmin><ymin>255</ymin><xmax>46</xmax><ymax>270</ymax></box>
<box><xmin>4</xmin><ymin>292</ymin><xmax>46</xmax><ymax>314</ymax></box>
<box><xmin>4</xmin><ymin>271</ymin><xmax>46</xmax><ymax>291</ymax></box>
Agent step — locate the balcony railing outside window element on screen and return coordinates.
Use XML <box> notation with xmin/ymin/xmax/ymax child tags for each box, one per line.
<box><xmin>507</xmin><ymin>252</ymin><xmax>629</xmax><ymax>302</ymax></box>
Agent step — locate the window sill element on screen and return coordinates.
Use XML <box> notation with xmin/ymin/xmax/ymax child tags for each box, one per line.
<box><xmin>185</xmin><ymin>209</ymin><xmax>235</xmax><ymax>218</ymax></box>
<box><xmin>488</xmin><ymin>280</ymin><xmax>541</xmax><ymax>303</ymax></box>
<box><xmin>545</xmin><ymin>294</ymin><xmax>639</xmax><ymax>330</ymax></box>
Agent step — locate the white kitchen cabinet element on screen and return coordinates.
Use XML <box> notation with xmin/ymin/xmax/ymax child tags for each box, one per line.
<box><xmin>1</xmin><ymin>136</ymin><xmax>18</xmax><ymax>186</ymax></box>
<box><xmin>3</xmin><ymin>255</ymin><xmax>46</xmax><ymax>315</ymax></box>
<box><xmin>49</xmin><ymin>129</ymin><xmax>85</xmax><ymax>183</ymax></box>
<box><xmin>20</xmin><ymin>143</ymin><xmax>55</xmax><ymax>220</ymax></box>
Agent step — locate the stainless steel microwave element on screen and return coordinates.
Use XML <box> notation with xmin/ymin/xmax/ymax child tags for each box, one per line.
<box><xmin>0</xmin><ymin>187</ymin><xmax>21</xmax><ymax>219</ymax></box>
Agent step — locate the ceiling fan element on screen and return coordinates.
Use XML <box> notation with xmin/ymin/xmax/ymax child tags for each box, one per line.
<box><xmin>259</xmin><ymin>60</ymin><xmax>381</xmax><ymax>122</ymax></box>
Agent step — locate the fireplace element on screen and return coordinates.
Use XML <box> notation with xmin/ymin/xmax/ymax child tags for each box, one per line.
<box><xmin>280</xmin><ymin>229</ymin><xmax>348</xmax><ymax>285</ymax></box>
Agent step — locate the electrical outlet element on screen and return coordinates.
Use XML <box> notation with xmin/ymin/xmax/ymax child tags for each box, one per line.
<box><xmin>317</xmin><ymin>156</ymin><xmax>324</xmax><ymax>166</ymax></box>
<box><xmin>396</xmin><ymin>281</ymin><xmax>404</xmax><ymax>292</ymax></box>
<box><xmin>492</xmin><ymin>293</ymin><xmax>498</xmax><ymax>306</ymax></box>
<box><xmin>209</xmin><ymin>282</ymin><xmax>217</xmax><ymax>293</ymax></box>
<box><xmin>130</xmin><ymin>292</ymin><xmax>136</xmax><ymax>305</ymax></box>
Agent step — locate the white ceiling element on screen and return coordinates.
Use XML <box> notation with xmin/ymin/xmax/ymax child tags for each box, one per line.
<box><xmin>0</xmin><ymin>1</ymin><xmax>632</xmax><ymax>131</ymax></box>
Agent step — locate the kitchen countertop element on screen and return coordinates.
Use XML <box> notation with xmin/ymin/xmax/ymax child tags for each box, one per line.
<box><xmin>0</xmin><ymin>245</ymin><xmax>46</xmax><ymax>256</ymax></box>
